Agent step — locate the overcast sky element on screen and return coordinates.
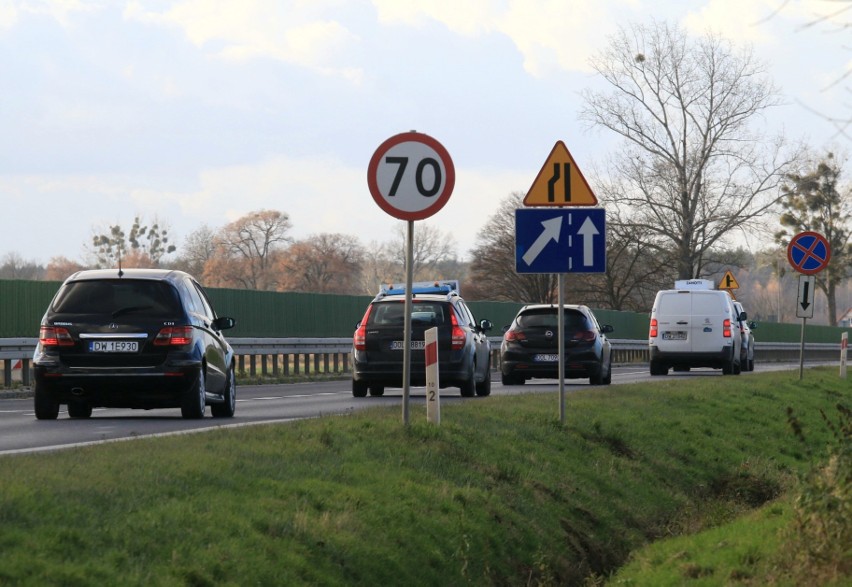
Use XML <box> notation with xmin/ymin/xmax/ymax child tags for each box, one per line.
<box><xmin>0</xmin><ymin>0</ymin><xmax>848</xmax><ymax>267</ymax></box>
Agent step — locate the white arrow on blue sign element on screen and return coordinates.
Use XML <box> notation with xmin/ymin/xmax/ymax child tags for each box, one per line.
<box><xmin>515</xmin><ymin>208</ymin><xmax>606</xmax><ymax>274</ymax></box>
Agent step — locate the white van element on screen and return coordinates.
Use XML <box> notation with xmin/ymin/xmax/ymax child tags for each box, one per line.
<box><xmin>648</xmin><ymin>280</ymin><xmax>743</xmax><ymax>376</ymax></box>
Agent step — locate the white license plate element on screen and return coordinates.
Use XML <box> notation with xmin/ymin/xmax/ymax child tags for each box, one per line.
<box><xmin>533</xmin><ymin>354</ymin><xmax>559</xmax><ymax>362</ymax></box>
<box><xmin>663</xmin><ymin>331</ymin><xmax>687</xmax><ymax>341</ymax></box>
<box><xmin>390</xmin><ymin>340</ymin><xmax>426</xmax><ymax>350</ymax></box>
<box><xmin>89</xmin><ymin>341</ymin><xmax>139</xmax><ymax>353</ymax></box>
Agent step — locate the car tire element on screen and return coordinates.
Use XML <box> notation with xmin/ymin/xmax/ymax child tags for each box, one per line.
<box><xmin>602</xmin><ymin>359</ymin><xmax>612</xmax><ymax>385</ymax></box>
<box><xmin>34</xmin><ymin>381</ymin><xmax>59</xmax><ymax>420</ymax></box>
<box><xmin>352</xmin><ymin>379</ymin><xmax>368</xmax><ymax>397</ymax></box>
<box><xmin>369</xmin><ymin>385</ymin><xmax>385</xmax><ymax>397</ymax></box>
<box><xmin>748</xmin><ymin>358</ymin><xmax>755</xmax><ymax>372</ymax></box>
<box><xmin>475</xmin><ymin>366</ymin><xmax>491</xmax><ymax>397</ymax></box>
<box><xmin>181</xmin><ymin>368</ymin><xmax>207</xmax><ymax>419</ymax></box>
<box><xmin>590</xmin><ymin>363</ymin><xmax>604</xmax><ymax>385</ymax></box>
<box><xmin>459</xmin><ymin>364</ymin><xmax>476</xmax><ymax>397</ymax></box>
<box><xmin>211</xmin><ymin>365</ymin><xmax>236</xmax><ymax>418</ymax></box>
<box><xmin>649</xmin><ymin>360</ymin><xmax>668</xmax><ymax>376</ymax></box>
<box><xmin>501</xmin><ymin>372</ymin><xmax>515</xmax><ymax>386</ymax></box>
<box><xmin>67</xmin><ymin>400</ymin><xmax>92</xmax><ymax>419</ymax></box>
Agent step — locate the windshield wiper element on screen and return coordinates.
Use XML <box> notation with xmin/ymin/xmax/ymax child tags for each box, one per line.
<box><xmin>111</xmin><ymin>305</ymin><xmax>153</xmax><ymax>318</ymax></box>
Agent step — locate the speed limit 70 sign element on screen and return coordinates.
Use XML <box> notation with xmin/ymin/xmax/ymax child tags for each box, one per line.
<box><xmin>367</xmin><ymin>132</ymin><xmax>455</xmax><ymax>221</ymax></box>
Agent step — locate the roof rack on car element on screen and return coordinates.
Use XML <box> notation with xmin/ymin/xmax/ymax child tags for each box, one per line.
<box><xmin>374</xmin><ymin>280</ymin><xmax>460</xmax><ymax>301</ymax></box>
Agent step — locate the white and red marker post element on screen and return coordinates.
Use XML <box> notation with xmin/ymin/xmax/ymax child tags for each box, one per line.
<box><xmin>424</xmin><ymin>327</ymin><xmax>440</xmax><ymax>425</ymax></box>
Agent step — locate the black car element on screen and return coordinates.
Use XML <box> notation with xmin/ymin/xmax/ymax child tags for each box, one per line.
<box><xmin>500</xmin><ymin>304</ymin><xmax>613</xmax><ymax>385</ymax></box>
<box><xmin>33</xmin><ymin>268</ymin><xmax>237</xmax><ymax>420</ymax></box>
<box><xmin>350</xmin><ymin>281</ymin><xmax>493</xmax><ymax>397</ymax></box>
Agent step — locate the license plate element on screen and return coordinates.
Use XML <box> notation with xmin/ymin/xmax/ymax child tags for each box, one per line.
<box><xmin>533</xmin><ymin>354</ymin><xmax>558</xmax><ymax>362</ymax></box>
<box><xmin>89</xmin><ymin>341</ymin><xmax>139</xmax><ymax>353</ymax></box>
<box><xmin>662</xmin><ymin>331</ymin><xmax>687</xmax><ymax>341</ymax></box>
<box><xmin>390</xmin><ymin>340</ymin><xmax>426</xmax><ymax>350</ymax></box>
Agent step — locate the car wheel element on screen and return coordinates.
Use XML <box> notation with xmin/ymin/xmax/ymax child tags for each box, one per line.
<box><xmin>748</xmin><ymin>358</ymin><xmax>755</xmax><ymax>372</ymax></box>
<box><xmin>211</xmin><ymin>365</ymin><xmax>236</xmax><ymax>418</ymax></box>
<box><xmin>34</xmin><ymin>381</ymin><xmax>59</xmax><ymax>420</ymax></box>
<box><xmin>501</xmin><ymin>371</ymin><xmax>515</xmax><ymax>386</ymax></box>
<box><xmin>734</xmin><ymin>359</ymin><xmax>742</xmax><ymax>375</ymax></box>
<box><xmin>67</xmin><ymin>400</ymin><xmax>92</xmax><ymax>419</ymax></box>
<box><xmin>602</xmin><ymin>358</ymin><xmax>612</xmax><ymax>385</ymax></box>
<box><xmin>475</xmin><ymin>365</ymin><xmax>491</xmax><ymax>397</ymax></box>
<box><xmin>352</xmin><ymin>379</ymin><xmax>368</xmax><ymax>397</ymax></box>
<box><xmin>649</xmin><ymin>360</ymin><xmax>668</xmax><ymax>376</ymax></box>
<box><xmin>590</xmin><ymin>363</ymin><xmax>604</xmax><ymax>385</ymax></box>
<box><xmin>369</xmin><ymin>385</ymin><xmax>385</xmax><ymax>397</ymax></box>
<box><xmin>459</xmin><ymin>364</ymin><xmax>476</xmax><ymax>397</ymax></box>
<box><xmin>181</xmin><ymin>368</ymin><xmax>207</xmax><ymax>419</ymax></box>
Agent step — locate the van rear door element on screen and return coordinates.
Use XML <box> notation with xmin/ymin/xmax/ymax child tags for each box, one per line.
<box><xmin>688</xmin><ymin>291</ymin><xmax>729</xmax><ymax>354</ymax></box>
<box><xmin>655</xmin><ymin>292</ymin><xmax>693</xmax><ymax>351</ymax></box>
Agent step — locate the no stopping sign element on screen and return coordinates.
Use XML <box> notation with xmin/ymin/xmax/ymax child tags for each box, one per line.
<box><xmin>367</xmin><ymin>132</ymin><xmax>455</xmax><ymax>221</ymax></box>
<box><xmin>787</xmin><ymin>231</ymin><xmax>831</xmax><ymax>275</ymax></box>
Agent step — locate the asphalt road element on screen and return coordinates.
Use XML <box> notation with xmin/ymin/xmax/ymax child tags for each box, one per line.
<box><xmin>0</xmin><ymin>361</ymin><xmax>814</xmax><ymax>456</ymax></box>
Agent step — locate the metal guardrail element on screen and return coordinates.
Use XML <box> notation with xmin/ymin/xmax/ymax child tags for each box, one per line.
<box><xmin>0</xmin><ymin>337</ymin><xmax>843</xmax><ymax>388</ymax></box>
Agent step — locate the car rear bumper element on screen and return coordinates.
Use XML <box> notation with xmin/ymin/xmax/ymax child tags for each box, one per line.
<box><xmin>649</xmin><ymin>346</ymin><xmax>733</xmax><ymax>368</ymax></box>
<box><xmin>33</xmin><ymin>359</ymin><xmax>202</xmax><ymax>409</ymax></box>
<box><xmin>500</xmin><ymin>348</ymin><xmax>601</xmax><ymax>379</ymax></box>
<box><xmin>351</xmin><ymin>357</ymin><xmax>472</xmax><ymax>388</ymax></box>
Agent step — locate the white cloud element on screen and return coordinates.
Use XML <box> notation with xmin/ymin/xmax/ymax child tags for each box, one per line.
<box><xmin>124</xmin><ymin>0</ymin><xmax>363</xmax><ymax>81</ymax></box>
<box><xmin>373</xmin><ymin>0</ymin><xmax>640</xmax><ymax>76</ymax></box>
<box><xmin>682</xmin><ymin>0</ymin><xmax>779</xmax><ymax>44</ymax></box>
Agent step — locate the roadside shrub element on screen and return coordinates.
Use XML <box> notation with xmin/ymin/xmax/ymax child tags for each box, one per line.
<box><xmin>779</xmin><ymin>404</ymin><xmax>851</xmax><ymax>584</ymax></box>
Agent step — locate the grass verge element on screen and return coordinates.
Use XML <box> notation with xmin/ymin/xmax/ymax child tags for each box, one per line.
<box><xmin>0</xmin><ymin>368</ymin><xmax>848</xmax><ymax>585</ymax></box>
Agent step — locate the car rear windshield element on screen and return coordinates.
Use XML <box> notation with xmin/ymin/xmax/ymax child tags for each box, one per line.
<box><xmin>51</xmin><ymin>280</ymin><xmax>182</xmax><ymax>317</ymax></box>
<box><xmin>517</xmin><ymin>309</ymin><xmax>592</xmax><ymax>331</ymax></box>
<box><xmin>368</xmin><ymin>301</ymin><xmax>449</xmax><ymax>327</ymax></box>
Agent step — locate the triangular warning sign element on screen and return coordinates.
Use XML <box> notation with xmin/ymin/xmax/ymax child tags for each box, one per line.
<box><xmin>719</xmin><ymin>270</ymin><xmax>740</xmax><ymax>290</ymax></box>
<box><xmin>524</xmin><ymin>141</ymin><xmax>598</xmax><ymax>206</ymax></box>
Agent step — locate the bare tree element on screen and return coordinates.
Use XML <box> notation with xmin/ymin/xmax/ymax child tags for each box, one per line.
<box><xmin>581</xmin><ymin>21</ymin><xmax>800</xmax><ymax>280</ymax></box>
<box><xmin>467</xmin><ymin>193</ymin><xmax>559</xmax><ymax>303</ymax></box>
<box><xmin>173</xmin><ymin>224</ymin><xmax>218</xmax><ymax>276</ymax></box>
<box><xmin>204</xmin><ymin>209</ymin><xmax>292</xmax><ymax>290</ymax></box>
<box><xmin>278</xmin><ymin>233</ymin><xmax>364</xmax><ymax>294</ymax></box>
<box><xmin>388</xmin><ymin>223</ymin><xmax>459</xmax><ymax>281</ymax></box>
<box><xmin>0</xmin><ymin>252</ymin><xmax>44</xmax><ymax>280</ymax></box>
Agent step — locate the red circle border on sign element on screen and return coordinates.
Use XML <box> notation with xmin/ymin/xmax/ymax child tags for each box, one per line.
<box><xmin>367</xmin><ymin>132</ymin><xmax>455</xmax><ymax>221</ymax></box>
<box><xmin>787</xmin><ymin>230</ymin><xmax>831</xmax><ymax>275</ymax></box>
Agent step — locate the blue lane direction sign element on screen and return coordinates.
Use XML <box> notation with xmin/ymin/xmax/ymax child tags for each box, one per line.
<box><xmin>515</xmin><ymin>208</ymin><xmax>606</xmax><ymax>274</ymax></box>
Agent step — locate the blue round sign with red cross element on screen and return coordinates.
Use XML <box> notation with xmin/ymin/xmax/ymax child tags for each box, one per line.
<box><xmin>787</xmin><ymin>231</ymin><xmax>831</xmax><ymax>275</ymax></box>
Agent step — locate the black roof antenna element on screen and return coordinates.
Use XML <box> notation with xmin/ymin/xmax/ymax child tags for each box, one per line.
<box><xmin>117</xmin><ymin>240</ymin><xmax>124</xmax><ymax>278</ymax></box>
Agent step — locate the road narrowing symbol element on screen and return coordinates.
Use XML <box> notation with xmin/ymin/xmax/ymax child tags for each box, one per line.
<box><xmin>523</xmin><ymin>141</ymin><xmax>598</xmax><ymax>207</ymax></box>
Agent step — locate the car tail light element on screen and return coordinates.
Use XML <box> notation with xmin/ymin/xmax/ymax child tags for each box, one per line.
<box><xmin>353</xmin><ymin>305</ymin><xmax>373</xmax><ymax>351</ymax></box>
<box><xmin>450</xmin><ymin>310</ymin><xmax>465</xmax><ymax>350</ymax></box>
<box><xmin>573</xmin><ymin>330</ymin><xmax>596</xmax><ymax>342</ymax></box>
<box><xmin>504</xmin><ymin>329</ymin><xmax>526</xmax><ymax>342</ymax></box>
<box><xmin>649</xmin><ymin>319</ymin><xmax>658</xmax><ymax>338</ymax></box>
<box><xmin>154</xmin><ymin>326</ymin><xmax>193</xmax><ymax>346</ymax></box>
<box><xmin>723</xmin><ymin>318</ymin><xmax>732</xmax><ymax>338</ymax></box>
<box><xmin>39</xmin><ymin>326</ymin><xmax>74</xmax><ymax>347</ymax></box>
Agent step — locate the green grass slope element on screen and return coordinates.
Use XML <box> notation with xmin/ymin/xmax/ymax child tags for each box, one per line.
<box><xmin>0</xmin><ymin>368</ymin><xmax>848</xmax><ymax>586</ymax></box>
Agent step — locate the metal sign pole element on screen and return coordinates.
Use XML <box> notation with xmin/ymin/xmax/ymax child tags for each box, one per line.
<box><xmin>402</xmin><ymin>220</ymin><xmax>414</xmax><ymax>426</ymax></box>
<box><xmin>799</xmin><ymin>317</ymin><xmax>806</xmax><ymax>381</ymax></box>
<box><xmin>558</xmin><ymin>273</ymin><xmax>565</xmax><ymax>424</ymax></box>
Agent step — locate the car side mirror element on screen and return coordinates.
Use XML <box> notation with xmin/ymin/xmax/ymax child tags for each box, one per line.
<box><xmin>739</xmin><ymin>311</ymin><xmax>748</xmax><ymax>321</ymax></box>
<box><xmin>479</xmin><ymin>319</ymin><xmax>493</xmax><ymax>332</ymax></box>
<box><xmin>214</xmin><ymin>316</ymin><xmax>236</xmax><ymax>331</ymax></box>
<box><xmin>602</xmin><ymin>324</ymin><xmax>614</xmax><ymax>334</ymax></box>
<box><xmin>749</xmin><ymin>321</ymin><xmax>757</xmax><ymax>330</ymax></box>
